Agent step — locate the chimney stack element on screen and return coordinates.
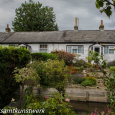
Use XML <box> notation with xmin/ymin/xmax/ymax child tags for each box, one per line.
<box><xmin>99</xmin><ymin>20</ymin><xmax>104</xmax><ymax>31</ymax></box>
<box><xmin>74</xmin><ymin>18</ymin><xmax>78</xmax><ymax>30</ymax></box>
<box><xmin>5</xmin><ymin>24</ymin><xmax>11</xmax><ymax>32</ymax></box>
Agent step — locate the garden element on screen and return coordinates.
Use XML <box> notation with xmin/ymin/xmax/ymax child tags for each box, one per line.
<box><xmin>0</xmin><ymin>46</ymin><xmax>115</xmax><ymax>115</ymax></box>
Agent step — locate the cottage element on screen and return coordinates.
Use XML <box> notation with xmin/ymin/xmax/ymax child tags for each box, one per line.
<box><xmin>1</xmin><ymin>18</ymin><xmax>115</xmax><ymax>62</ymax></box>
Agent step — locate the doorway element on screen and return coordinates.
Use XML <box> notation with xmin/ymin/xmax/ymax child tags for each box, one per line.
<box><xmin>95</xmin><ymin>47</ymin><xmax>100</xmax><ymax>54</ymax></box>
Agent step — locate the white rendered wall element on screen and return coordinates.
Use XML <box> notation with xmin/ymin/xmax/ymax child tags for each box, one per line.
<box><xmin>3</xmin><ymin>43</ymin><xmax>115</xmax><ymax>62</ymax></box>
<box><xmin>29</xmin><ymin>43</ymin><xmax>92</xmax><ymax>61</ymax></box>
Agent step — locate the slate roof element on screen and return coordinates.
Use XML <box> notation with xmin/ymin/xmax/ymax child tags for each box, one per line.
<box><xmin>1</xmin><ymin>30</ymin><xmax>115</xmax><ymax>44</ymax></box>
<box><xmin>0</xmin><ymin>32</ymin><xmax>14</xmax><ymax>43</ymax></box>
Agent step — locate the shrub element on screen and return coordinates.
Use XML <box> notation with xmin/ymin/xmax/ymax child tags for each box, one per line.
<box><xmin>0</xmin><ymin>46</ymin><xmax>31</xmax><ymax>109</ymax></box>
<box><xmin>72</xmin><ymin>76</ymin><xmax>85</xmax><ymax>84</ymax></box>
<box><xmin>81</xmin><ymin>76</ymin><xmax>96</xmax><ymax>86</ymax></box>
<box><xmin>81</xmin><ymin>80</ymin><xmax>93</xmax><ymax>86</ymax></box>
<box><xmin>32</xmin><ymin>59</ymin><xmax>71</xmax><ymax>95</ymax></box>
<box><xmin>9</xmin><ymin>92</ymin><xmax>76</xmax><ymax>115</ymax></box>
<box><xmin>84</xmin><ymin>76</ymin><xmax>96</xmax><ymax>85</ymax></box>
<box><xmin>31</xmin><ymin>52</ymin><xmax>57</xmax><ymax>61</ymax></box>
<box><xmin>51</xmin><ymin>50</ymin><xmax>75</xmax><ymax>65</ymax></box>
<box><xmin>73</xmin><ymin>59</ymin><xmax>87</xmax><ymax>68</ymax></box>
<box><xmin>107</xmin><ymin>60</ymin><xmax>115</xmax><ymax>67</ymax></box>
<box><xmin>67</xmin><ymin>65</ymin><xmax>83</xmax><ymax>74</ymax></box>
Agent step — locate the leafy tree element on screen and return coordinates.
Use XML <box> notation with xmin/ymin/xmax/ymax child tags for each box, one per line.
<box><xmin>95</xmin><ymin>0</ymin><xmax>115</xmax><ymax>17</ymax></box>
<box><xmin>12</xmin><ymin>0</ymin><xmax>58</xmax><ymax>31</ymax></box>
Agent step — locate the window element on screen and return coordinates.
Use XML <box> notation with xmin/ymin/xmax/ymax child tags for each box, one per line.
<box><xmin>104</xmin><ymin>46</ymin><xmax>114</xmax><ymax>54</ymax></box>
<box><xmin>9</xmin><ymin>44</ymin><xmax>17</xmax><ymax>47</ymax></box>
<box><xmin>39</xmin><ymin>44</ymin><xmax>48</xmax><ymax>52</ymax></box>
<box><xmin>67</xmin><ymin>46</ymin><xmax>83</xmax><ymax>54</ymax></box>
<box><xmin>109</xmin><ymin>49</ymin><xmax>114</xmax><ymax>54</ymax></box>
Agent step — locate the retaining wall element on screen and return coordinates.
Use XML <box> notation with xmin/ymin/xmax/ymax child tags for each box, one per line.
<box><xmin>21</xmin><ymin>86</ymin><xmax>109</xmax><ymax>103</ymax></box>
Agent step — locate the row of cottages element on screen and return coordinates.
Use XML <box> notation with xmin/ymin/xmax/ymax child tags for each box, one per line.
<box><xmin>0</xmin><ymin>18</ymin><xmax>115</xmax><ymax>62</ymax></box>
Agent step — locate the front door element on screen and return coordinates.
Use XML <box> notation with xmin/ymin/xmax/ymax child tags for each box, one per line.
<box><xmin>95</xmin><ymin>47</ymin><xmax>100</xmax><ymax>54</ymax></box>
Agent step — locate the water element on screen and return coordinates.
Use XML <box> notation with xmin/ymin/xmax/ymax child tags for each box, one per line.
<box><xmin>70</xmin><ymin>101</ymin><xmax>109</xmax><ymax>115</ymax></box>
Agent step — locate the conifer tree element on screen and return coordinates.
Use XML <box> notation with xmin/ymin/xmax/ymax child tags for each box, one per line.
<box><xmin>12</xmin><ymin>0</ymin><xmax>58</xmax><ymax>31</ymax></box>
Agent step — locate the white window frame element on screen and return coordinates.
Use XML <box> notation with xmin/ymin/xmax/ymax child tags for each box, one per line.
<box><xmin>39</xmin><ymin>44</ymin><xmax>48</xmax><ymax>53</ymax></box>
<box><xmin>109</xmin><ymin>46</ymin><xmax>114</xmax><ymax>54</ymax></box>
<box><xmin>104</xmin><ymin>46</ymin><xmax>115</xmax><ymax>54</ymax></box>
<box><xmin>67</xmin><ymin>46</ymin><xmax>83</xmax><ymax>54</ymax></box>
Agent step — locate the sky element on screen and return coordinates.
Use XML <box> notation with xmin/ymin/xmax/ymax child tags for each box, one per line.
<box><xmin>0</xmin><ymin>0</ymin><xmax>115</xmax><ymax>32</ymax></box>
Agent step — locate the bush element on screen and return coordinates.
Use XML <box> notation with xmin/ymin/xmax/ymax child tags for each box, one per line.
<box><xmin>13</xmin><ymin>92</ymin><xmax>76</xmax><ymax>115</ymax></box>
<box><xmin>84</xmin><ymin>76</ymin><xmax>96</xmax><ymax>85</ymax></box>
<box><xmin>81</xmin><ymin>76</ymin><xmax>96</xmax><ymax>86</ymax></box>
<box><xmin>32</xmin><ymin>59</ymin><xmax>71</xmax><ymax>95</ymax></box>
<box><xmin>31</xmin><ymin>52</ymin><xmax>57</xmax><ymax>61</ymax></box>
<box><xmin>0</xmin><ymin>46</ymin><xmax>31</xmax><ymax>109</ymax></box>
<box><xmin>107</xmin><ymin>60</ymin><xmax>115</xmax><ymax>67</ymax></box>
<box><xmin>73</xmin><ymin>59</ymin><xmax>87</xmax><ymax>68</ymax></box>
<box><xmin>67</xmin><ymin>65</ymin><xmax>84</xmax><ymax>74</ymax></box>
<box><xmin>81</xmin><ymin>80</ymin><xmax>93</xmax><ymax>86</ymax></box>
<box><xmin>72</xmin><ymin>76</ymin><xmax>85</xmax><ymax>84</ymax></box>
<box><xmin>51</xmin><ymin>50</ymin><xmax>75</xmax><ymax>65</ymax></box>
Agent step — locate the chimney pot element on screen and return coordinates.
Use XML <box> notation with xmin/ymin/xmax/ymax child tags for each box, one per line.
<box><xmin>6</xmin><ymin>24</ymin><xmax>11</xmax><ymax>32</ymax></box>
<box><xmin>99</xmin><ymin>20</ymin><xmax>104</xmax><ymax>31</ymax></box>
<box><xmin>74</xmin><ymin>17</ymin><xmax>78</xmax><ymax>30</ymax></box>
<box><xmin>7</xmin><ymin>24</ymin><xmax>9</xmax><ymax>28</ymax></box>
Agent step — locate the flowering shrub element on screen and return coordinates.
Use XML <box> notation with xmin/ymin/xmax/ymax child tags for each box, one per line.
<box><xmin>67</xmin><ymin>64</ymin><xmax>83</xmax><ymax>74</ymax></box>
<box><xmin>91</xmin><ymin>108</ymin><xmax>114</xmax><ymax>115</ymax></box>
<box><xmin>24</xmin><ymin>92</ymin><xmax>76</xmax><ymax>115</ymax></box>
<box><xmin>51</xmin><ymin>50</ymin><xmax>76</xmax><ymax>65</ymax></box>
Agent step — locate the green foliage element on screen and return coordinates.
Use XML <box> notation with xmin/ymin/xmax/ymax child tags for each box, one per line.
<box><xmin>72</xmin><ymin>76</ymin><xmax>84</xmax><ymax>84</ymax></box>
<box><xmin>87</xmin><ymin>50</ymin><xmax>115</xmax><ymax>108</ymax></box>
<box><xmin>73</xmin><ymin>59</ymin><xmax>87</xmax><ymax>68</ymax></box>
<box><xmin>51</xmin><ymin>50</ymin><xmax>76</xmax><ymax>66</ymax></box>
<box><xmin>84</xmin><ymin>76</ymin><xmax>96</xmax><ymax>85</ymax></box>
<box><xmin>32</xmin><ymin>59</ymin><xmax>71</xmax><ymax>94</ymax></box>
<box><xmin>81</xmin><ymin>80</ymin><xmax>93</xmax><ymax>86</ymax></box>
<box><xmin>92</xmin><ymin>108</ymin><xmax>114</xmax><ymax>115</ymax></box>
<box><xmin>24</xmin><ymin>92</ymin><xmax>76</xmax><ymax>115</ymax></box>
<box><xmin>95</xmin><ymin>0</ymin><xmax>114</xmax><ymax>17</ymax></box>
<box><xmin>81</xmin><ymin>75</ymin><xmax>96</xmax><ymax>86</ymax></box>
<box><xmin>14</xmin><ymin>66</ymin><xmax>40</xmax><ymax>85</ymax></box>
<box><xmin>0</xmin><ymin>46</ymin><xmax>31</xmax><ymax>109</ymax></box>
<box><xmin>31</xmin><ymin>52</ymin><xmax>57</xmax><ymax>61</ymax></box>
<box><xmin>12</xmin><ymin>0</ymin><xmax>58</xmax><ymax>31</ymax></box>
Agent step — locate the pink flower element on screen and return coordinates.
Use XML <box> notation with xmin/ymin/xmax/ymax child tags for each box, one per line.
<box><xmin>65</xmin><ymin>98</ymin><xmax>70</xmax><ymax>102</ymax></box>
<box><xmin>91</xmin><ymin>113</ymin><xmax>96</xmax><ymax>115</ymax></box>
<box><xmin>107</xmin><ymin>108</ymin><xmax>109</xmax><ymax>111</ymax></box>
<box><xmin>45</xmin><ymin>96</ymin><xmax>48</xmax><ymax>99</ymax></box>
<box><xmin>11</xmin><ymin>98</ymin><xmax>15</xmax><ymax>102</ymax></box>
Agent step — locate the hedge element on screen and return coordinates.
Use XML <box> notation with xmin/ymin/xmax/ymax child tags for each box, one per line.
<box><xmin>0</xmin><ymin>46</ymin><xmax>31</xmax><ymax>109</ymax></box>
<box><xmin>31</xmin><ymin>52</ymin><xmax>57</xmax><ymax>61</ymax></box>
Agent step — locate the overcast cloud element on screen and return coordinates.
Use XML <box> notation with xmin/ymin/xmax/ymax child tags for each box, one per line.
<box><xmin>0</xmin><ymin>0</ymin><xmax>115</xmax><ymax>32</ymax></box>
